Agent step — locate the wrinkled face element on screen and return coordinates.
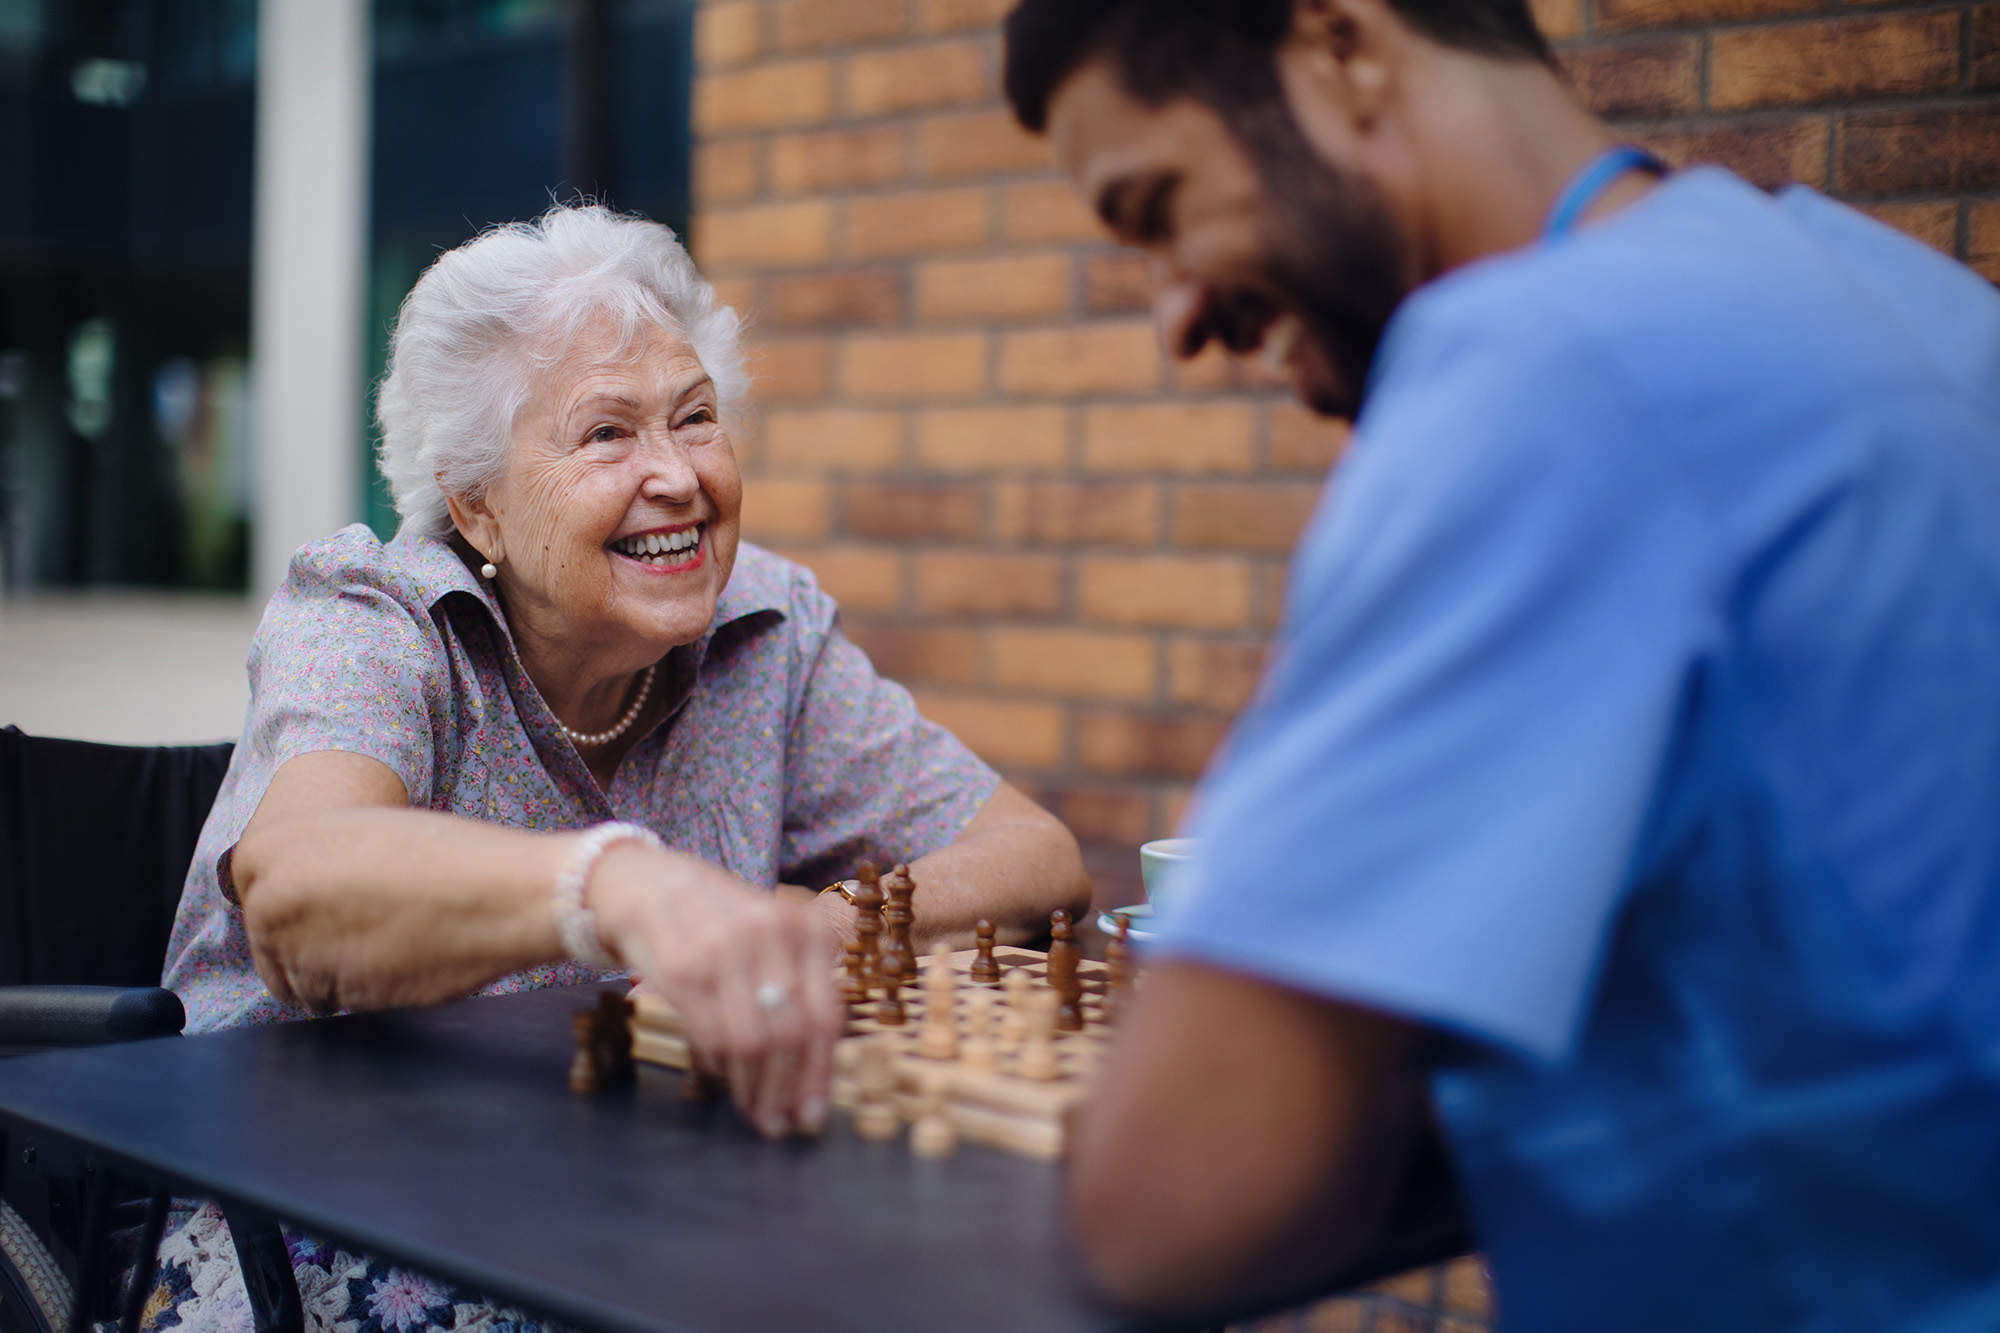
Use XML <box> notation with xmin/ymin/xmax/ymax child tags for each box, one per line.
<box><xmin>472</xmin><ymin>319</ymin><xmax>741</xmax><ymax>662</ymax></box>
<box><xmin>1047</xmin><ymin>59</ymin><xmax>1411</xmax><ymax>418</ymax></box>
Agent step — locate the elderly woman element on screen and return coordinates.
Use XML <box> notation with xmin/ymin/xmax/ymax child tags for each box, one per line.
<box><xmin>164</xmin><ymin>204</ymin><xmax>1089</xmax><ymax>1147</ymax></box>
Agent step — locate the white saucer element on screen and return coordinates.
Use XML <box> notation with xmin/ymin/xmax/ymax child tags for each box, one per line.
<box><xmin>1097</xmin><ymin>905</ymin><xmax>1159</xmax><ymax>943</ymax></box>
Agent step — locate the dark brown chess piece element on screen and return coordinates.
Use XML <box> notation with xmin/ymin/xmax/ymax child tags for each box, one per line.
<box><xmin>570</xmin><ymin>990</ymin><xmax>636</xmax><ymax>1093</ymax></box>
<box><xmin>878</xmin><ymin>863</ymin><xmax>915</xmax><ymax>987</ymax></box>
<box><xmin>1048</xmin><ymin>908</ymin><xmax>1083</xmax><ymax>1032</ymax></box>
<box><xmin>1104</xmin><ymin>913</ymin><xmax>1135</xmax><ymax>1025</ymax></box>
<box><xmin>970</xmin><ymin>918</ymin><xmax>1001</xmax><ymax>985</ymax></box>
<box><xmin>840</xmin><ymin>936</ymin><xmax>868</xmax><ymax>1009</ymax></box>
<box><xmin>852</xmin><ymin>861</ymin><xmax>885</xmax><ymax>996</ymax></box>
<box><xmin>876</xmin><ymin>967</ymin><xmax>907</xmax><ymax>1026</ymax></box>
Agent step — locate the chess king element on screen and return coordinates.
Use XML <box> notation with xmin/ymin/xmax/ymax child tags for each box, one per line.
<box><xmin>1004</xmin><ymin>0</ymin><xmax>2000</xmax><ymax>1329</ymax></box>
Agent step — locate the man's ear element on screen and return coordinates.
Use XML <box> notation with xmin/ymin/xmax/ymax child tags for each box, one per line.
<box><xmin>443</xmin><ymin>485</ymin><xmax>503</xmax><ymax>566</ymax></box>
<box><xmin>1288</xmin><ymin>0</ymin><xmax>1394</xmax><ymax>128</ymax></box>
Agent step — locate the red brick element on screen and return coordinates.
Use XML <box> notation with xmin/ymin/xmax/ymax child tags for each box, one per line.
<box><xmin>916</xmin><ymin>109</ymin><xmax>1054</xmax><ymax>180</ymax></box>
<box><xmin>1085</xmin><ymin>251</ymin><xmax>1152</xmax><ymax>314</ymax></box>
<box><xmin>695</xmin><ymin>3</ymin><xmax>759</xmax><ymax>69</ymax></box>
<box><xmin>1168</xmin><ymin>639</ymin><xmax>1269</xmax><ymax>712</ymax></box>
<box><xmin>708</xmin><ymin>276</ymin><xmax>756</xmax><ymax>318</ymax></box>
<box><xmin>772</xmin><ymin>0</ymin><xmax>905</xmax><ymax>50</ymax></box>
<box><xmin>917</xmin><ymin>0</ymin><xmax>1015</xmax><ymax>32</ymax></box>
<box><xmin>778</xmin><ymin>545</ymin><xmax>904</xmax><ymax>613</ymax></box>
<box><xmin>694</xmin><ymin>140</ymin><xmax>759</xmax><ymax>203</ymax></box>
<box><xmin>989</xmin><ymin>627</ymin><xmax>1157</xmax><ymax>701</ymax></box>
<box><xmin>840</xmin><ymin>331</ymin><xmax>987</xmax><ymax>400</ymax></box>
<box><xmin>991</xmin><ymin>480</ymin><xmax>1159</xmax><ymax>546</ymax></box>
<box><xmin>1171</xmin><ymin>481</ymin><xmax>1323</xmax><ymax>554</ymax></box>
<box><xmin>747</xmin><ymin>336</ymin><xmax>832</xmax><ymax>400</ymax></box>
<box><xmin>1838</xmin><ymin>106</ymin><xmax>2000</xmax><ymax>195</ymax></box>
<box><xmin>695</xmin><ymin>60</ymin><xmax>834</xmax><ymax>133</ymax></box>
<box><xmin>1076</xmin><ymin>711</ymin><xmax>1230</xmax><ymax>779</ymax></box>
<box><xmin>1269</xmin><ymin>406</ymin><xmax>1351</xmax><ymax>473</ymax></box>
<box><xmin>1596</xmin><ymin>0</ymin><xmax>1816</xmax><ymax>33</ymax></box>
<box><xmin>1078</xmin><ymin>555</ymin><xmax>1253</xmax><ymax>630</ymax></box>
<box><xmin>917</xmin><ymin>406</ymin><xmax>1071</xmax><ymax>471</ymax></box>
<box><xmin>845</xmin><ymin>40</ymin><xmax>989</xmax><ymax>116</ymax></box>
<box><xmin>1971</xmin><ymin>201</ymin><xmax>2000</xmax><ymax>282</ymax></box>
<box><xmin>911</xmin><ymin>691</ymin><xmax>1064</xmax><ymax>768</ymax></box>
<box><xmin>1635</xmin><ymin>115</ymin><xmax>1830</xmax><ymax>189</ymax></box>
<box><xmin>763</xmin><ymin>407</ymin><xmax>901</xmax><ymax>470</ymax></box>
<box><xmin>1857</xmin><ymin>201</ymin><xmax>1958</xmax><ymax>254</ymax></box>
<box><xmin>1044</xmin><ymin>782</ymin><xmax>1154</xmax><ymax>847</ymax></box>
<box><xmin>1711</xmin><ymin>13</ymin><xmax>1958</xmax><ymax>111</ymax></box>
<box><xmin>1003</xmin><ymin>181</ymin><xmax>1110</xmax><ymax>243</ymax></box>
<box><xmin>1153</xmin><ymin>785</ymin><xmax>1197</xmax><ymax>842</ymax></box>
<box><xmin>1532</xmin><ymin>0</ymin><xmax>1585</xmax><ymax>39</ymax></box>
<box><xmin>739</xmin><ymin>476</ymin><xmax>831</xmax><ymax>542</ymax></box>
<box><xmin>1562</xmin><ymin>37</ymin><xmax>1700</xmax><ymax>118</ymax></box>
<box><xmin>914</xmin><ymin>552</ymin><xmax>1065</xmax><ymax>616</ymax></box>
<box><xmin>767</xmin><ymin>269</ymin><xmax>903</xmax><ymax>328</ymax></box>
<box><xmin>693</xmin><ymin>199</ymin><xmax>833</xmax><ymax>269</ymax></box>
<box><xmin>842</xmin><ymin>480</ymin><xmax>985</xmax><ymax>540</ymax></box>
<box><xmin>846</xmin><ymin>188</ymin><xmax>991</xmax><ymax>258</ymax></box>
<box><xmin>768</xmin><ymin>126</ymin><xmax>907</xmax><ymax>194</ymax></box>
<box><xmin>1001</xmin><ymin>324</ymin><xmax>1162</xmax><ymax>396</ymax></box>
<box><xmin>845</xmin><ymin>623</ymin><xmax>982</xmax><ymax>686</ymax></box>
<box><xmin>1977</xmin><ymin>4</ymin><xmax>2000</xmax><ymax>89</ymax></box>
<box><xmin>916</xmin><ymin>253</ymin><xmax>1071</xmax><ymax>322</ymax></box>
<box><xmin>1082</xmin><ymin>403</ymin><xmax>1255</xmax><ymax>474</ymax></box>
<box><xmin>1253</xmin><ymin>560</ymin><xmax>1291</xmax><ymax>632</ymax></box>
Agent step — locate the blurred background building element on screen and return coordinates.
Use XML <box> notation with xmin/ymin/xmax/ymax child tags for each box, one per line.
<box><xmin>1</xmin><ymin>0</ymin><xmax>1995</xmax><ymax>883</ymax></box>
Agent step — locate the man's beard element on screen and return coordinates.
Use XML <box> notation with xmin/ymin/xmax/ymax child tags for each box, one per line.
<box><xmin>1201</xmin><ymin>97</ymin><xmax>1413</xmax><ymax>419</ymax></box>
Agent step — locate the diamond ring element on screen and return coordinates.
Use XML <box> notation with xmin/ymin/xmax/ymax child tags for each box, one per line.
<box><xmin>755</xmin><ymin>982</ymin><xmax>788</xmax><ymax>1012</ymax></box>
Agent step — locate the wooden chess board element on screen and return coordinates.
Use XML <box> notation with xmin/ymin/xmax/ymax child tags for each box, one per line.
<box><xmin>630</xmin><ymin>945</ymin><xmax>1117</xmax><ymax>1160</ymax></box>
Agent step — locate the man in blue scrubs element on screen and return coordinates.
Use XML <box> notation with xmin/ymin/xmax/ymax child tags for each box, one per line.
<box><xmin>1003</xmin><ymin>0</ymin><xmax>2000</xmax><ymax>1327</ymax></box>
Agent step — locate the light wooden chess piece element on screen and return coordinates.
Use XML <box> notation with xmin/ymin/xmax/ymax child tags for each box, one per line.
<box><xmin>1017</xmin><ymin>988</ymin><xmax>1061</xmax><ymax>1081</ymax></box>
<box><xmin>919</xmin><ymin>943</ymin><xmax>959</xmax><ymax>1060</ymax></box>
<box><xmin>960</xmin><ymin>987</ymin><xmax>998</xmax><ymax>1073</ymax></box>
<box><xmin>910</xmin><ymin>1068</ymin><xmax>957</xmax><ymax>1158</ymax></box>
<box><xmin>1000</xmin><ymin>967</ymin><xmax>1030</xmax><ymax>1052</ymax></box>
<box><xmin>854</xmin><ymin>1033</ymin><xmax>902</xmax><ymax>1141</ymax></box>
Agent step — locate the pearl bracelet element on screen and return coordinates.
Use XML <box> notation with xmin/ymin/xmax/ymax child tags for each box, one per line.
<box><xmin>553</xmin><ymin>822</ymin><xmax>663</xmax><ymax>970</ymax></box>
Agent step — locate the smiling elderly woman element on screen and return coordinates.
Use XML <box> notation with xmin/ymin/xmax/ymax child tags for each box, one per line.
<box><xmin>163</xmin><ymin>205</ymin><xmax>1089</xmax><ymax>1145</ymax></box>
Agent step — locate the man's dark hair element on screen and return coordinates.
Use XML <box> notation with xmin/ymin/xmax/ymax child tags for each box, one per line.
<box><xmin>1003</xmin><ymin>0</ymin><xmax>1553</xmax><ymax>134</ymax></box>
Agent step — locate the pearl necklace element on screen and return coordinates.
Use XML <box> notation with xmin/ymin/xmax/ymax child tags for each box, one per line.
<box><xmin>559</xmin><ymin>662</ymin><xmax>657</xmax><ymax>748</ymax></box>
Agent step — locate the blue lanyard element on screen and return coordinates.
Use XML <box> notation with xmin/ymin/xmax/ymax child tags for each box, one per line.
<box><xmin>1543</xmin><ymin>145</ymin><xmax>1667</xmax><ymax>240</ymax></box>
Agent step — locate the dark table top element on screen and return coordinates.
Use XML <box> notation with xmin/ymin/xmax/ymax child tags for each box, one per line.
<box><xmin>0</xmin><ymin>986</ymin><xmax>1128</xmax><ymax>1333</ymax></box>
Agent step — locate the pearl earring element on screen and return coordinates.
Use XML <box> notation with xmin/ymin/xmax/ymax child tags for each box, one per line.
<box><xmin>480</xmin><ymin>560</ymin><xmax>498</xmax><ymax>579</ymax></box>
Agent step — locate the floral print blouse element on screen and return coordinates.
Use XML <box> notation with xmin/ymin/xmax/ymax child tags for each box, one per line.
<box><xmin>163</xmin><ymin>525</ymin><xmax>998</xmax><ymax>1033</ymax></box>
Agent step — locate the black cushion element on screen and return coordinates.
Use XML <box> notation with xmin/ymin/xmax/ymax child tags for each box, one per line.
<box><xmin>0</xmin><ymin>984</ymin><xmax>186</xmax><ymax>1045</ymax></box>
<box><xmin>0</xmin><ymin>726</ymin><xmax>234</xmax><ymax>987</ymax></box>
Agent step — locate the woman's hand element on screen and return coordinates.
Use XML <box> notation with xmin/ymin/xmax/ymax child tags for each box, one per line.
<box><xmin>588</xmin><ymin>843</ymin><xmax>846</xmax><ymax>1138</ymax></box>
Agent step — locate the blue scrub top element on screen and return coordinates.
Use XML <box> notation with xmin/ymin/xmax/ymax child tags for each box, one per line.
<box><xmin>1157</xmin><ymin>166</ymin><xmax>2000</xmax><ymax>1331</ymax></box>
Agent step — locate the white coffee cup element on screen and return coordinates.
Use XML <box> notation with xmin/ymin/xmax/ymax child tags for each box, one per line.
<box><xmin>1138</xmin><ymin>838</ymin><xmax>1199</xmax><ymax>917</ymax></box>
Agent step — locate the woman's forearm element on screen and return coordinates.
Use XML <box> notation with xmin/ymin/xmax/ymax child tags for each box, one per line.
<box><xmin>905</xmin><ymin>781</ymin><xmax>1092</xmax><ymax>948</ymax></box>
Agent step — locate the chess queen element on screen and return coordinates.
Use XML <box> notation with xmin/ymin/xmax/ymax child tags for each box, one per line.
<box><xmin>163</xmin><ymin>204</ymin><xmax>1091</xmax><ymax>1143</ymax></box>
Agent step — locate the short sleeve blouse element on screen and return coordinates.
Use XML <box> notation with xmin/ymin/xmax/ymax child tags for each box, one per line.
<box><xmin>163</xmin><ymin>526</ymin><xmax>999</xmax><ymax>1032</ymax></box>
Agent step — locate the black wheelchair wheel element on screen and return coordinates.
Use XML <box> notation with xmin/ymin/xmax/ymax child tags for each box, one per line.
<box><xmin>0</xmin><ymin>1201</ymin><xmax>65</xmax><ymax>1333</ymax></box>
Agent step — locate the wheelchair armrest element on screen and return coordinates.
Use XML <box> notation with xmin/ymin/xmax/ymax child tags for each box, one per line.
<box><xmin>0</xmin><ymin>985</ymin><xmax>187</xmax><ymax>1046</ymax></box>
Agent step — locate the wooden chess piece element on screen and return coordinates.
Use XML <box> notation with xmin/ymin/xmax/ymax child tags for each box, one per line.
<box><xmin>852</xmin><ymin>862</ymin><xmax>885</xmax><ymax>994</ymax></box>
<box><xmin>876</xmin><ymin>966</ymin><xmax>907</xmax><ymax>1026</ymax></box>
<box><xmin>680</xmin><ymin>1051</ymin><xmax>724</xmax><ymax>1103</ymax></box>
<box><xmin>840</xmin><ymin>937</ymin><xmax>867</xmax><ymax>1009</ymax></box>
<box><xmin>970</xmin><ymin>918</ymin><xmax>1001</xmax><ymax>985</ymax></box>
<box><xmin>919</xmin><ymin>944</ymin><xmax>959</xmax><ymax>1060</ymax></box>
<box><xmin>960</xmin><ymin>987</ymin><xmax>998</xmax><ymax>1073</ymax></box>
<box><xmin>910</xmin><ymin>1068</ymin><xmax>957</xmax><ymax>1158</ymax></box>
<box><xmin>596</xmin><ymin>990</ymin><xmax>636</xmax><ymax>1087</ymax></box>
<box><xmin>879</xmin><ymin>863</ymin><xmax>916</xmax><ymax>985</ymax></box>
<box><xmin>1017</xmin><ymin>989</ymin><xmax>1061</xmax><ymax>1081</ymax></box>
<box><xmin>569</xmin><ymin>1008</ymin><xmax>603</xmax><ymax>1094</ymax></box>
<box><xmin>854</xmin><ymin>1034</ymin><xmax>903</xmax><ymax>1141</ymax></box>
<box><xmin>1048</xmin><ymin>909</ymin><xmax>1084</xmax><ymax>1032</ymax></box>
<box><xmin>1104</xmin><ymin>913</ymin><xmax>1136</xmax><ymax>1025</ymax></box>
<box><xmin>1000</xmin><ymin>967</ymin><xmax>1030</xmax><ymax>1051</ymax></box>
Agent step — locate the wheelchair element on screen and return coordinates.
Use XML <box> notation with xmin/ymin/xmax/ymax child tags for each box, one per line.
<box><xmin>0</xmin><ymin>726</ymin><xmax>301</xmax><ymax>1333</ymax></box>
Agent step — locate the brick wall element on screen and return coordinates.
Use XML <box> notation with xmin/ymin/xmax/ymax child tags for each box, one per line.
<box><xmin>690</xmin><ymin>0</ymin><xmax>1999</xmax><ymax>906</ymax></box>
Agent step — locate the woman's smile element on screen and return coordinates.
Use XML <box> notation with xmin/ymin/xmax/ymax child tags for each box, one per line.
<box><xmin>609</xmin><ymin>522</ymin><xmax>706</xmax><ymax>572</ymax></box>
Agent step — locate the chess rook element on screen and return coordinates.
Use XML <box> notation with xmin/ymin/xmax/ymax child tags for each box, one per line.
<box><xmin>920</xmin><ymin>943</ymin><xmax>959</xmax><ymax>1060</ymax></box>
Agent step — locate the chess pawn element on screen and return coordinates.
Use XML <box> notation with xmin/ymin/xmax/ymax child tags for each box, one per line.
<box><xmin>960</xmin><ymin>987</ymin><xmax>998</xmax><ymax>1073</ymax></box>
<box><xmin>1017</xmin><ymin>989</ymin><xmax>1062</xmax><ymax>1081</ymax></box>
<box><xmin>919</xmin><ymin>944</ymin><xmax>959</xmax><ymax>1060</ymax></box>
<box><xmin>910</xmin><ymin>1068</ymin><xmax>957</xmax><ymax>1158</ymax></box>
<box><xmin>970</xmin><ymin>918</ymin><xmax>1000</xmax><ymax>985</ymax></box>
<box><xmin>1104</xmin><ymin>914</ymin><xmax>1136</xmax><ymax>1025</ymax></box>
<box><xmin>853</xmin><ymin>1034</ymin><xmax>902</xmax><ymax>1141</ymax></box>
<box><xmin>1000</xmin><ymin>967</ymin><xmax>1031</xmax><ymax>1051</ymax></box>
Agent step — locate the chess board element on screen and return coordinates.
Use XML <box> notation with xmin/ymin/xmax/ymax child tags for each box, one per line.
<box><xmin>629</xmin><ymin>945</ymin><xmax>1117</xmax><ymax>1160</ymax></box>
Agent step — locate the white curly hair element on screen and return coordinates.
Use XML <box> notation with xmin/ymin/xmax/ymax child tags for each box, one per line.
<box><xmin>375</xmin><ymin>204</ymin><xmax>746</xmax><ymax>539</ymax></box>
